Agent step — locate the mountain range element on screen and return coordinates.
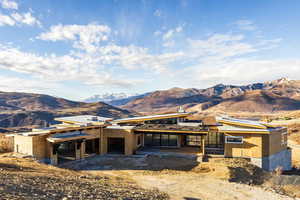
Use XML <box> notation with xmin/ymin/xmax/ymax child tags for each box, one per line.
<box><xmin>84</xmin><ymin>93</ymin><xmax>138</xmax><ymax>103</ymax></box>
<box><xmin>116</xmin><ymin>78</ymin><xmax>300</xmax><ymax>114</ymax></box>
<box><xmin>1</xmin><ymin>78</ymin><xmax>300</xmax><ymax>131</ymax></box>
<box><xmin>0</xmin><ymin>92</ymin><xmax>134</xmax><ymax>131</ymax></box>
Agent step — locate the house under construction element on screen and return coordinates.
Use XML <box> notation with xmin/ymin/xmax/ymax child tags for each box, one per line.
<box><xmin>11</xmin><ymin>112</ymin><xmax>291</xmax><ymax>171</ymax></box>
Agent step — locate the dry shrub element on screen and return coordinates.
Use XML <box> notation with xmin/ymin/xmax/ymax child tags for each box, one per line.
<box><xmin>274</xmin><ymin>166</ymin><xmax>283</xmax><ymax>176</ymax></box>
<box><xmin>0</xmin><ymin>135</ymin><xmax>14</xmax><ymax>152</ymax></box>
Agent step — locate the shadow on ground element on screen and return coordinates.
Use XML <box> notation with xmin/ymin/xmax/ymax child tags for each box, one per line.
<box><xmin>59</xmin><ymin>154</ymin><xmax>200</xmax><ymax>172</ymax></box>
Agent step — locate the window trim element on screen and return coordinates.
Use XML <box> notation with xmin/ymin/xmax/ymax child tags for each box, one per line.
<box><xmin>281</xmin><ymin>131</ymin><xmax>287</xmax><ymax>146</ymax></box>
<box><xmin>225</xmin><ymin>136</ymin><xmax>243</xmax><ymax>144</ymax></box>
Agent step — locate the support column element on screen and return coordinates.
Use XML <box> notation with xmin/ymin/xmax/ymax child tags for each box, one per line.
<box><xmin>177</xmin><ymin>135</ymin><xmax>181</xmax><ymax>148</ymax></box>
<box><xmin>141</xmin><ymin>134</ymin><xmax>145</xmax><ymax>147</ymax></box>
<box><xmin>201</xmin><ymin>136</ymin><xmax>205</xmax><ymax>155</ymax></box>
<box><xmin>75</xmin><ymin>141</ymin><xmax>81</xmax><ymax>160</ymax></box>
<box><xmin>80</xmin><ymin>140</ymin><xmax>86</xmax><ymax>159</ymax></box>
<box><xmin>50</xmin><ymin>143</ymin><xmax>58</xmax><ymax>165</ymax></box>
<box><xmin>100</xmin><ymin>128</ymin><xmax>107</xmax><ymax>155</ymax></box>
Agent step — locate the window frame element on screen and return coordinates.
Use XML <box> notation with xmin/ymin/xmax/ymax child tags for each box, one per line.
<box><xmin>225</xmin><ymin>136</ymin><xmax>243</xmax><ymax>144</ymax></box>
<box><xmin>281</xmin><ymin>131</ymin><xmax>287</xmax><ymax>146</ymax></box>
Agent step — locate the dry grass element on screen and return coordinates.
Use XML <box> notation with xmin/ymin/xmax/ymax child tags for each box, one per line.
<box><xmin>0</xmin><ymin>154</ymin><xmax>168</xmax><ymax>200</ymax></box>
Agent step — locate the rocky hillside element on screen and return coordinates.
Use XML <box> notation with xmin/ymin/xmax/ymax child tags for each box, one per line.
<box><xmin>0</xmin><ymin>92</ymin><xmax>135</xmax><ymax>130</ymax></box>
<box><xmin>119</xmin><ymin>78</ymin><xmax>300</xmax><ymax>113</ymax></box>
<box><xmin>0</xmin><ymin>155</ymin><xmax>167</xmax><ymax>200</ymax></box>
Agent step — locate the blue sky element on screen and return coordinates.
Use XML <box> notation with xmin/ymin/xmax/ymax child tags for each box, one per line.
<box><xmin>0</xmin><ymin>0</ymin><xmax>300</xmax><ymax>100</ymax></box>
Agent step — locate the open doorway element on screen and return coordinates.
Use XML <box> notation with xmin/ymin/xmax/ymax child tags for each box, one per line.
<box><xmin>85</xmin><ymin>139</ymin><xmax>100</xmax><ymax>155</ymax></box>
<box><xmin>107</xmin><ymin>137</ymin><xmax>125</xmax><ymax>154</ymax></box>
<box><xmin>55</xmin><ymin>141</ymin><xmax>76</xmax><ymax>164</ymax></box>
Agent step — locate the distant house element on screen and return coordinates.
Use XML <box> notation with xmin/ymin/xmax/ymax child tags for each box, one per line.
<box><xmin>11</xmin><ymin>112</ymin><xmax>291</xmax><ymax>171</ymax></box>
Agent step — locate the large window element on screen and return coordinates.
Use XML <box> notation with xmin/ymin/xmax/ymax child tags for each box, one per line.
<box><xmin>186</xmin><ymin>136</ymin><xmax>202</xmax><ymax>146</ymax></box>
<box><xmin>145</xmin><ymin>118</ymin><xmax>178</xmax><ymax>124</ymax></box>
<box><xmin>204</xmin><ymin>132</ymin><xmax>224</xmax><ymax>148</ymax></box>
<box><xmin>225</xmin><ymin>136</ymin><xmax>243</xmax><ymax>144</ymax></box>
<box><xmin>144</xmin><ymin>134</ymin><xmax>178</xmax><ymax>147</ymax></box>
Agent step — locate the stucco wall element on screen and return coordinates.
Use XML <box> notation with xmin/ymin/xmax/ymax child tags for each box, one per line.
<box><xmin>224</xmin><ymin>133</ymin><xmax>263</xmax><ymax>158</ymax></box>
<box><xmin>102</xmin><ymin>127</ymin><xmax>137</xmax><ymax>155</ymax></box>
<box><xmin>14</xmin><ymin>135</ymin><xmax>34</xmax><ymax>155</ymax></box>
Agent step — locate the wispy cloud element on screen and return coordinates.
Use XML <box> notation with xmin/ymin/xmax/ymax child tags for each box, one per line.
<box><xmin>0</xmin><ymin>0</ymin><xmax>41</xmax><ymax>27</ymax></box>
<box><xmin>0</xmin><ymin>13</ymin><xmax>15</xmax><ymax>26</ymax></box>
<box><xmin>11</xmin><ymin>12</ymin><xmax>41</xmax><ymax>26</ymax></box>
<box><xmin>38</xmin><ymin>24</ymin><xmax>110</xmax><ymax>52</ymax></box>
<box><xmin>0</xmin><ymin>0</ymin><xmax>18</xmax><ymax>10</ymax></box>
<box><xmin>234</xmin><ymin>20</ymin><xmax>256</xmax><ymax>31</ymax></box>
<box><xmin>161</xmin><ymin>25</ymin><xmax>184</xmax><ymax>47</ymax></box>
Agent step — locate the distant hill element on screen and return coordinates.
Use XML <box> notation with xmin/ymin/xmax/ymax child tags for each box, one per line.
<box><xmin>0</xmin><ymin>92</ymin><xmax>135</xmax><ymax>130</ymax></box>
<box><xmin>119</xmin><ymin>78</ymin><xmax>300</xmax><ymax>114</ymax></box>
<box><xmin>0</xmin><ymin>92</ymin><xmax>83</xmax><ymax>111</ymax></box>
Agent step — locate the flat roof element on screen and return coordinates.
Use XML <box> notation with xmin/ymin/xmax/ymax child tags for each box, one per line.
<box><xmin>216</xmin><ymin>116</ymin><xmax>277</xmax><ymax>129</ymax></box>
<box><xmin>47</xmin><ymin>131</ymin><xmax>98</xmax><ymax>143</ymax></box>
<box><xmin>113</xmin><ymin>112</ymin><xmax>191</xmax><ymax>124</ymax></box>
<box><xmin>217</xmin><ymin>124</ymin><xmax>271</xmax><ymax>134</ymax></box>
<box><xmin>16</xmin><ymin>124</ymin><xmax>105</xmax><ymax>136</ymax></box>
<box><xmin>134</xmin><ymin>124</ymin><xmax>208</xmax><ymax>134</ymax></box>
<box><xmin>55</xmin><ymin>115</ymin><xmax>113</xmax><ymax>125</ymax></box>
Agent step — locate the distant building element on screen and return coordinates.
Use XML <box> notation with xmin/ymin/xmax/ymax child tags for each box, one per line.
<box><xmin>11</xmin><ymin>113</ymin><xmax>291</xmax><ymax>171</ymax></box>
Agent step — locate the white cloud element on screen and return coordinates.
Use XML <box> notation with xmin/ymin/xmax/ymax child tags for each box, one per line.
<box><xmin>161</xmin><ymin>25</ymin><xmax>184</xmax><ymax>47</ymax></box>
<box><xmin>11</xmin><ymin>12</ymin><xmax>41</xmax><ymax>26</ymax></box>
<box><xmin>0</xmin><ymin>0</ymin><xmax>18</xmax><ymax>10</ymax></box>
<box><xmin>0</xmin><ymin>12</ymin><xmax>41</xmax><ymax>27</ymax></box>
<box><xmin>0</xmin><ymin>76</ymin><xmax>58</xmax><ymax>93</ymax></box>
<box><xmin>162</xmin><ymin>25</ymin><xmax>183</xmax><ymax>40</ymax></box>
<box><xmin>171</xmin><ymin>33</ymin><xmax>299</xmax><ymax>88</ymax></box>
<box><xmin>37</xmin><ymin>24</ymin><xmax>184</xmax><ymax>74</ymax></box>
<box><xmin>185</xmin><ymin>59</ymin><xmax>300</xmax><ymax>87</ymax></box>
<box><xmin>0</xmin><ymin>13</ymin><xmax>15</xmax><ymax>26</ymax></box>
<box><xmin>0</xmin><ymin>42</ymin><xmax>145</xmax><ymax>88</ymax></box>
<box><xmin>186</xmin><ymin>34</ymin><xmax>256</xmax><ymax>59</ymax></box>
<box><xmin>234</xmin><ymin>20</ymin><xmax>256</xmax><ymax>31</ymax></box>
<box><xmin>38</xmin><ymin>24</ymin><xmax>111</xmax><ymax>52</ymax></box>
<box><xmin>1</xmin><ymin>20</ymin><xmax>291</xmax><ymax>93</ymax></box>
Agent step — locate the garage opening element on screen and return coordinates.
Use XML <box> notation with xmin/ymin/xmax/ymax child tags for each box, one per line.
<box><xmin>107</xmin><ymin>138</ymin><xmax>125</xmax><ymax>154</ymax></box>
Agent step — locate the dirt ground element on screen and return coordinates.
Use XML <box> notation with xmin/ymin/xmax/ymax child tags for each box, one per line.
<box><xmin>0</xmin><ymin>153</ymin><xmax>168</xmax><ymax>200</ymax></box>
<box><xmin>61</xmin><ymin>154</ymin><xmax>299</xmax><ymax>200</ymax></box>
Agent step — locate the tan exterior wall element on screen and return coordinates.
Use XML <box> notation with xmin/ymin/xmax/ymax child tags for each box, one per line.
<box><xmin>224</xmin><ymin>133</ymin><xmax>263</xmax><ymax>158</ymax></box>
<box><xmin>83</xmin><ymin>128</ymin><xmax>101</xmax><ymax>137</ymax></box>
<box><xmin>102</xmin><ymin>128</ymin><xmax>138</xmax><ymax>155</ymax></box>
<box><xmin>32</xmin><ymin>135</ymin><xmax>49</xmax><ymax>160</ymax></box>
<box><xmin>14</xmin><ymin>135</ymin><xmax>34</xmax><ymax>155</ymax></box>
<box><xmin>262</xmin><ymin>128</ymin><xmax>287</xmax><ymax>157</ymax></box>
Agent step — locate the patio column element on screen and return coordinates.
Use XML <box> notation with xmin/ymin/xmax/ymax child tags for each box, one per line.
<box><xmin>50</xmin><ymin>143</ymin><xmax>58</xmax><ymax>165</ymax></box>
<box><xmin>80</xmin><ymin>140</ymin><xmax>86</xmax><ymax>159</ymax></box>
<box><xmin>201</xmin><ymin>136</ymin><xmax>205</xmax><ymax>155</ymax></box>
<box><xmin>75</xmin><ymin>141</ymin><xmax>81</xmax><ymax>160</ymax></box>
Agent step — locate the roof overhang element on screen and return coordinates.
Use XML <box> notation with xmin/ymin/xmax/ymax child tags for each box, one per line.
<box><xmin>47</xmin><ymin>132</ymin><xmax>99</xmax><ymax>143</ymax></box>
<box><xmin>134</xmin><ymin>129</ymin><xmax>208</xmax><ymax>135</ymax></box>
<box><xmin>114</xmin><ymin>112</ymin><xmax>192</xmax><ymax>124</ymax></box>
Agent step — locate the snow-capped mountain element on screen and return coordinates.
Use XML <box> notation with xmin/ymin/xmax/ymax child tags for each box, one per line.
<box><xmin>84</xmin><ymin>93</ymin><xmax>138</xmax><ymax>103</ymax></box>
